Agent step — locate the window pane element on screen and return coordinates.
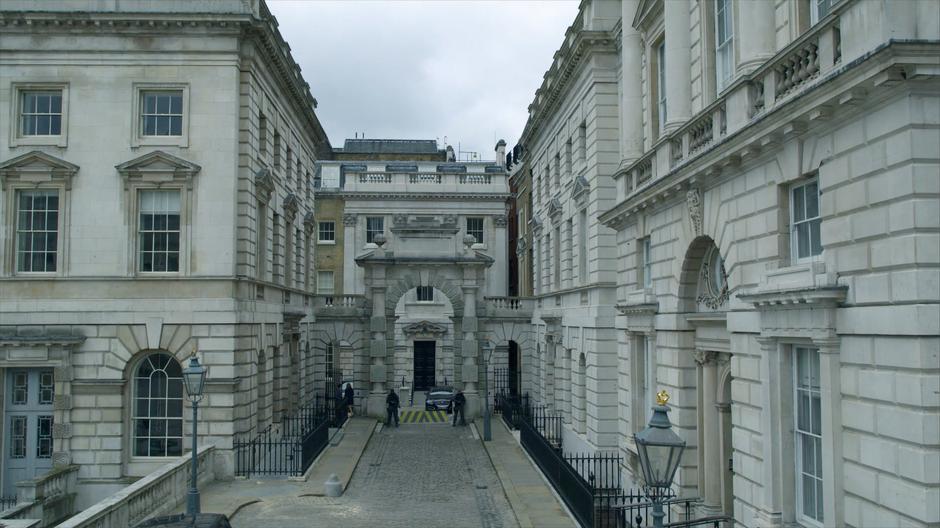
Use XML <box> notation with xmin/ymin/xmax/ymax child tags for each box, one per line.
<box><xmin>802</xmin><ymin>474</ymin><xmax>816</xmax><ymax>517</ymax></box>
<box><xmin>806</xmin><ymin>182</ymin><xmax>819</xmax><ymax>218</ymax></box>
<box><xmin>810</xmin><ymin>219</ymin><xmax>822</xmax><ymax>256</ymax></box>
<box><xmin>793</xmin><ymin>185</ymin><xmax>806</xmax><ymax>222</ymax></box>
<box><xmin>170</xmin><ymin>116</ymin><xmax>182</xmax><ymax>136</ymax></box>
<box><xmin>815</xmin><ymin>478</ymin><xmax>824</xmax><ymax>521</ymax></box>
<box><xmin>797</xmin><ymin>223</ymin><xmax>810</xmax><ymax>259</ymax></box>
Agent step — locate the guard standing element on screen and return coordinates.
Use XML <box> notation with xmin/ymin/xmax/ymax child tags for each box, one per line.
<box><xmin>452</xmin><ymin>390</ymin><xmax>466</xmax><ymax>426</ymax></box>
<box><xmin>386</xmin><ymin>389</ymin><xmax>400</xmax><ymax>427</ymax></box>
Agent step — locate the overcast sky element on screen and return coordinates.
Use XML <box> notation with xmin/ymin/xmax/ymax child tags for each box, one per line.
<box><xmin>267</xmin><ymin>0</ymin><xmax>579</xmax><ymax>161</ymax></box>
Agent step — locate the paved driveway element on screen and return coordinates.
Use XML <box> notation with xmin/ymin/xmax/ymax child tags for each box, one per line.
<box><xmin>231</xmin><ymin>423</ymin><xmax>519</xmax><ymax>528</ymax></box>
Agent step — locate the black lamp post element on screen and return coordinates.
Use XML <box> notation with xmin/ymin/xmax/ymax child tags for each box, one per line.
<box><xmin>634</xmin><ymin>390</ymin><xmax>686</xmax><ymax>528</ymax></box>
<box><xmin>182</xmin><ymin>355</ymin><xmax>208</xmax><ymax>517</ymax></box>
<box><xmin>481</xmin><ymin>340</ymin><xmax>495</xmax><ymax>441</ymax></box>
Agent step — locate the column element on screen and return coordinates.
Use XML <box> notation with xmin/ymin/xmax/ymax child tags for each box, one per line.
<box><xmin>755</xmin><ymin>336</ymin><xmax>784</xmax><ymax>528</ymax></box>
<box><xmin>461</xmin><ymin>285</ymin><xmax>480</xmax><ymax>418</ymax></box>
<box><xmin>366</xmin><ymin>281</ymin><xmax>388</xmax><ymax>418</ymax></box>
<box><xmin>620</xmin><ymin>0</ymin><xmax>645</xmax><ymax>166</ymax></box>
<box><xmin>664</xmin><ymin>0</ymin><xmax>692</xmax><ymax>132</ymax></box>
<box><xmin>696</xmin><ymin>350</ymin><xmax>722</xmax><ymax>516</ymax></box>
<box><xmin>814</xmin><ymin>337</ymin><xmax>844</xmax><ymax>528</ymax></box>
<box><xmin>737</xmin><ymin>0</ymin><xmax>776</xmax><ymax>74</ymax></box>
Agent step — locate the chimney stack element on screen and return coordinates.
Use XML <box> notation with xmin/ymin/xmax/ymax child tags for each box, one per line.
<box><xmin>495</xmin><ymin>139</ymin><xmax>507</xmax><ymax>168</ymax></box>
<box><xmin>446</xmin><ymin>145</ymin><xmax>456</xmax><ymax>162</ymax></box>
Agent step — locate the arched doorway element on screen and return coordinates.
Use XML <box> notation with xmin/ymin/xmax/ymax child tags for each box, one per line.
<box><xmin>508</xmin><ymin>340</ymin><xmax>521</xmax><ymax>395</ymax></box>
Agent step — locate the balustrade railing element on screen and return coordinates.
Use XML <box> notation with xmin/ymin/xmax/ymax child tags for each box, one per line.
<box><xmin>58</xmin><ymin>446</ymin><xmax>215</xmax><ymax>528</ymax></box>
<box><xmin>459</xmin><ymin>174</ymin><xmax>492</xmax><ymax>184</ymax></box>
<box><xmin>357</xmin><ymin>172</ymin><xmax>392</xmax><ymax>183</ymax></box>
<box><xmin>484</xmin><ymin>296</ymin><xmax>534</xmax><ymax>311</ymax></box>
<box><xmin>409</xmin><ymin>172</ymin><xmax>443</xmax><ymax>184</ymax></box>
<box><xmin>317</xmin><ymin>294</ymin><xmax>365</xmax><ymax>308</ymax></box>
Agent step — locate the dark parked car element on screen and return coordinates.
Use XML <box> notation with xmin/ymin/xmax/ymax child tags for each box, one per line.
<box><xmin>425</xmin><ymin>386</ymin><xmax>455</xmax><ymax>411</ymax></box>
<box><xmin>135</xmin><ymin>514</ymin><xmax>232</xmax><ymax>528</ymax></box>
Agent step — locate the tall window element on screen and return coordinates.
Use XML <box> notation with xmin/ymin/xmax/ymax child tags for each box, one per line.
<box><xmin>366</xmin><ymin>216</ymin><xmax>384</xmax><ymax>244</ymax></box>
<box><xmin>791</xmin><ymin>178</ymin><xmax>822</xmax><ymax>261</ymax></box>
<box><xmin>416</xmin><ymin>285</ymin><xmax>434</xmax><ymax>302</ymax></box>
<box><xmin>273</xmin><ymin>213</ymin><xmax>281</xmax><ymax>282</ymax></box>
<box><xmin>578</xmin><ymin>123</ymin><xmax>587</xmax><ymax>162</ymax></box>
<box><xmin>810</xmin><ymin>0</ymin><xmax>832</xmax><ymax>25</ymax></box>
<box><xmin>318</xmin><ymin>221</ymin><xmax>335</xmax><ymax>243</ymax></box>
<box><xmin>565</xmin><ymin>139</ymin><xmax>573</xmax><ymax>177</ymax></box>
<box><xmin>325</xmin><ymin>343</ymin><xmax>334</xmax><ymax>376</ymax></box>
<box><xmin>20</xmin><ymin>91</ymin><xmax>62</xmax><ymax>136</ymax></box>
<box><xmin>466</xmin><ymin>217</ymin><xmax>484</xmax><ymax>244</ymax></box>
<box><xmin>554</xmin><ymin>153</ymin><xmax>561</xmax><ymax>188</ymax></box>
<box><xmin>656</xmin><ymin>40</ymin><xmax>668</xmax><ymax>133</ymax></box>
<box><xmin>256</xmin><ymin>202</ymin><xmax>267</xmax><ymax>279</ymax></box>
<box><xmin>317</xmin><ymin>271</ymin><xmax>334</xmax><ymax>295</ymax></box>
<box><xmin>553</xmin><ymin>227</ymin><xmax>561</xmax><ymax>290</ymax></box>
<box><xmin>294</xmin><ymin>228</ymin><xmax>302</xmax><ymax>288</ymax></box>
<box><xmin>138</xmin><ymin>190</ymin><xmax>181</xmax><ymax>273</ymax></box>
<box><xmin>16</xmin><ymin>190</ymin><xmax>58</xmax><ymax>273</ymax></box>
<box><xmin>258</xmin><ymin>113</ymin><xmax>267</xmax><ymax>156</ymax></box>
<box><xmin>794</xmin><ymin>347</ymin><xmax>823</xmax><ymax>524</ymax></box>
<box><xmin>641</xmin><ymin>237</ymin><xmax>653</xmax><ymax>289</ymax></box>
<box><xmin>578</xmin><ymin>210</ymin><xmax>588</xmax><ymax>284</ymax></box>
<box><xmin>715</xmin><ymin>0</ymin><xmax>734</xmax><ymax>92</ymax></box>
<box><xmin>273</xmin><ymin>132</ymin><xmax>281</xmax><ymax>169</ymax></box>
<box><xmin>133</xmin><ymin>353</ymin><xmax>184</xmax><ymax>457</ymax></box>
<box><xmin>140</xmin><ymin>91</ymin><xmax>183</xmax><ymax>136</ymax></box>
<box><xmin>634</xmin><ymin>334</ymin><xmax>656</xmax><ymax>431</ymax></box>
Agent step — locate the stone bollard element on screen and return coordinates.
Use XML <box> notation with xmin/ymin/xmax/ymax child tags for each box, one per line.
<box><xmin>324</xmin><ymin>473</ymin><xmax>342</xmax><ymax>497</ymax></box>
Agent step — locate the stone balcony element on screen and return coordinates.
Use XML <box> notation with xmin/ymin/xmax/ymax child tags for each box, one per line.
<box><xmin>312</xmin><ymin>295</ymin><xmax>370</xmax><ymax>318</ymax></box>
<box><xmin>482</xmin><ymin>297</ymin><xmax>535</xmax><ymax>319</ymax></box>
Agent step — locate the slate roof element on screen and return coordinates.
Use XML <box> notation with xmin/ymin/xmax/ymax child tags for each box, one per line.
<box><xmin>340</xmin><ymin>139</ymin><xmax>440</xmax><ymax>155</ymax></box>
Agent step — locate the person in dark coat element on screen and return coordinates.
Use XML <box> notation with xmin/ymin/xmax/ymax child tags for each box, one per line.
<box><xmin>386</xmin><ymin>389</ymin><xmax>400</xmax><ymax>427</ymax></box>
<box><xmin>452</xmin><ymin>390</ymin><xmax>466</xmax><ymax>426</ymax></box>
<box><xmin>344</xmin><ymin>383</ymin><xmax>355</xmax><ymax>417</ymax></box>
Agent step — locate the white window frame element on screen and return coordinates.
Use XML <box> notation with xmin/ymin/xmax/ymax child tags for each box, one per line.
<box><xmin>715</xmin><ymin>0</ymin><xmax>734</xmax><ymax>93</ymax></box>
<box><xmin>131</xmin><ymin>352</ymin><xmax>185</xmax><ymax>458</ymax></box>
<box><xmin>466</xmin><ymin>217</ymin><xmax>484</xmax><ymax>246</ymax></box>
<box><xmin>657</xmin><ymin>40</ymin><xmax>668</xmax><ymax>133</ymax></box>
<box><xmin>793</xmin><ymin>346</ymin><xmax>824</xmax><ymax>526</ymax></box>
<box><xmin>365</xmin><ymin>216</ymin><xmax>384</xmax><ymax>245</ymax></box>
<box><xmin>642</xmin><ymin>237</ymin><xmax>653</xmax><ymax>289</ymax></box>
<box><xmin>137</xmin><ymin>189</ymin><xmax>183</xmax><ymax>274</ymax></box>
<box><xmin>131</xmin><ymin>83</ymin><xmax>190</xmax><ymax>148</ymax></box>
<box><xmin>790</xmin><ymin>177</ymin><xmax>822</xmax><ymax>263</ymax></box>
<box><xmin>9</xmin><ymin>83</ymin><xmax>70</xmax><ymax>148</ymax></box>
<box><xmin>14</xmin><ymin>189</ymin><xmax>61</xmax><ymax>274</ymax></box>
<box><xmin>318</xmin><ymin>221</ymin><xmax>335</xmax><ymax>244</ymax></box>
<box><xmin>632</xmin><ymin>333</ymin><xmax>656</xmax><ymax>436</ymax></box>
<box><xmin>317</xmin><ymin>270</ymin><xmax>335</xmax><ymax>295</ymax></box>
<box><xmin>810</xmin><ymin>0</ymin><xmax>833</xmax><ymax>25</ymax></box>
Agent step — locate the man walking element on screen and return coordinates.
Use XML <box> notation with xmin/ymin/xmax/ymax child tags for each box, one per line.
<box><xmin>386</xmin><ymin>389</ymin><xmax>400</xmax><ymax>427</ymax></box>
<box><xmin>344</xmin><ymin>382</ymin><xmax>355</xmax><ymax>417</ymax></box>
<box><xmin>452</xmin><ymin>389</ymin><xmax>466</xmax><ymax>426</ymax></box>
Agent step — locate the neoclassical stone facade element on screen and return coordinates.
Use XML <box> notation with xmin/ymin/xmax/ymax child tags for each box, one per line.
<box><xmin>313</xmin><ymin>144</ymin><xmax>532</xmax><ymax>418</ymax></box>
<box><xmin>0</xmin><ymin>1</ymin><xmax>329</xmax><ymax>508</ymax></box>
<box><xmin>513</xmin><ymin>0</ymin><xmax>939</xmax><ymax>527</ymax></box>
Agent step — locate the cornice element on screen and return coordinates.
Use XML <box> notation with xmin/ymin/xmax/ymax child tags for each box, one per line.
<box><xmin>520</xmin><ymin>29</ymin><xmax>618</xmax><ymax>148</ymax></box>
<box><xmin>337</xmin><ymin>192</ymin><xmax>511</xmax><ymax>201</ymax></box>
<box><xmin>737</xmin><ymin>285</ymin><xmax>848</xmax><ymax>309</ymax></box>
<box><xmin>615</xmin><ymin>302</ymin><xmax>658</xmax><ymax>315</ymax></box>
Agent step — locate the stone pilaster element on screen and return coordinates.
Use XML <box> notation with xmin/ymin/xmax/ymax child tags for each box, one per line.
<box><xmin>620</xmin><ymin>0</ymin><xmax>645</xmax><ymax>166</ymax></box>
<box><xmin>814</xmin><ymin>336</ymin><xmax>844</xmax><ymax>528</ymax></box>
<box><xmin>461</xmin><ymin>286</ymin><xmax>480</xmax><ymax>418</ymax></box>
<box><xmin>694</xmin><ymin>349</ymin><xmax>723</xmax><ymax>517</ymax></box>
<box><xmin>367</xmin><ymin>283</ymin><xmax>388</xmax><ymax>418</ymax></box>
<box><xmin>755</xmin><ymin>336</ymin><xmax>784</xmax><ymax>528</ymax></box>
<box><xmin>664</xmin><ymin>0</ymin><xmax>692</xmax><ymax>132</ymax></box>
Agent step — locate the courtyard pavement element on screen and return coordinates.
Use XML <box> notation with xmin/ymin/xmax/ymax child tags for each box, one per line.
<box><xmin>188</xmin><ymin>412</ymin><xmax>575</xmax><ymax>528</ymax></box>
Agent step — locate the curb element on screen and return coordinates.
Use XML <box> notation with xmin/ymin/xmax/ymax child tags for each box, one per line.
<box><xmin>475</xmin><ymin>419</ymin><xmax>532</xmax><ymax>528</ymax></box>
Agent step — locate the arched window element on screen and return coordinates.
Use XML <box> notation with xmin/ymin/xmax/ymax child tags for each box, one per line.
<box><xmin>133</xmin><ymin>353</ymin><xmax>183</xmax><ymax>457</ymax></box>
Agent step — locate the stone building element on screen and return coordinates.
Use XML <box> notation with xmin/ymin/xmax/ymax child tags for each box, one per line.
<box><xmin>514</xmin><ymin>0</ymin><xmax>939</xmax><ymax>527</ymax></box>
<box><xmin>0</xmin><ymin>0</ymin><xmax>329</xmax><ymax>508</ymax></box>
<box><xmin>313</xmin><ymin>140</ymin><xmax>530</xmax><ymax>417</ymax></box>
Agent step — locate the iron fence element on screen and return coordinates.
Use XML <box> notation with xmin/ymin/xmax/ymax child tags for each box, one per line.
<box><xmin>496</xmin><ymin>392</ymin><xmax>528</xmax><ymax>430</ymax></box>
<box><xmin>0</xmin><ymin>495</ymin><xmax>17</xmax><ymax>512</ymax></box>
<box><xmin>565</xmin><ymin>451</ymin><xmax>622</xmax><ymax>492</ymax></box>
<box><xmin>234</xmin><ymin>396</ymin><xmax>331</xmax><ymax>478</ymax></box>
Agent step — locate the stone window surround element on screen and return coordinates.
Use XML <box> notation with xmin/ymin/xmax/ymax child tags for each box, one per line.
<box><xmin>756</xmin><ymin>335</ymin><xmax>843</xmax><ymax>528</ymax></box>
<box><xmin>789</xmin><ymin>174</ymin><xmax>823</xmax><ymax>265</ymax></box>
<box><xmin>317</xmin><ymin>220</ymin><xmax>335</xmax><ymax>244</ymax></box>
<box><xmin>130</xmin><ymin>83</ymin><xmax>190</xmax><ymax>148</ymax></box>
<box><xmin>0</xmin><ymin>151</ymin><xmax>78</xmax><ymax>277</ymax></box>
<box><xmin>465</xmin><ymin>216</ymin><xmax>486</xmax><ymax>249</ymax></box>
<box><xmin>8</xmin><ymin>82</ymin><xmax>70</xmax><ymax>148</ymax></box>
<box><xmin>626</xmin><ymin>330</ymin><xmax>657</xmax><ymax>454</ymax></box>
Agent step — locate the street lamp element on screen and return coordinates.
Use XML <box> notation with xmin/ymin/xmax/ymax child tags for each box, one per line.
<box><xmin>481</xmin><ymin>340</ymin><xmax>495</xmax><ymax>441</ymax></box>
<box><xmin>182</xmin><ymin>355</ymin><xmax>208</xmax><ymax>517</ymax></box>
<box><xmin>634</xmin><ymin>390</ymin><xmax>686</xmax><ymax>528</ymax></box>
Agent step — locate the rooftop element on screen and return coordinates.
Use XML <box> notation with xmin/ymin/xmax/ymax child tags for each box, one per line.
<box><xmin>338</xmin><ymin>139</ymin><xmax>441</xmax><ymax>155</ymax></box>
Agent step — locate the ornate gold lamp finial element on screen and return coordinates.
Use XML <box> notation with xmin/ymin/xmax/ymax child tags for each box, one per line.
<box><xmin>656</xmin><ymin>390</ymin><xmax>670</xmax><ymax>406</ymax></box>
<box><xmin>191</xmin><ymin>342</ymin><xmax>198</xmax><ymax>358</ymax></box>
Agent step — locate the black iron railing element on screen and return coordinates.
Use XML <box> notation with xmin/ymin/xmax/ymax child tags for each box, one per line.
<box><xmin>234</xmin><ymin>397</ymin><xmax>331</xmax><ymax>477</ymax></box>
<box><xmin>566</xmin><ymin>450</ymin><xmax>622</xmax><ymax>492</ymax></box>
<box><xmin>0</xmin><ymin>495</ymin><xmax>17</xmax><ymax>512</ymax></box>
<box><xmin>496</xmin><ymin>392</ymin><xmax>528</xmax><ymax>430</ymax></box>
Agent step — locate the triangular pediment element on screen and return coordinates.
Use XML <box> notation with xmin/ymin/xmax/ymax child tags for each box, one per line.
<box><xmin>573</xmin><ymin>175</ymin><xmax>589</xmax><ymax>197</ymax></box>
<box><xmin>0</xmin><ymin>150</ymin><xmax>79</xmax><ymax>188</ymax></box>
<box><xmin>402</xmin><ymin>320</ymin><xmax>448</xmax><ymax>336</ymax></box>
<box><xmin>115</xmin><ymin>150</ymin><xmax>200</xmax><ymax>190</ymax></box>
<box><xmin>115</xmin><ymin>150</ymin><xmax>201</xmax><ymax>176</ymax></box>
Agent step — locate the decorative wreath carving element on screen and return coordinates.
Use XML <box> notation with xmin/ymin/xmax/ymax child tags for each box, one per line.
<box><xmin>696</xmin><ymin>245</ymin><xmax>729</xmax><ymax>309</ymax></box>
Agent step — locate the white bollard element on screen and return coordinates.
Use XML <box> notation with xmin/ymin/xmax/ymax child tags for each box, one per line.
<box><xmin>324</xmin><ymin>473</ymin><xmax>342</xmax><ymax>497</ymax></box>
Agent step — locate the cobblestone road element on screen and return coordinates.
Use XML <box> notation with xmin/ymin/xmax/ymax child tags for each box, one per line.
<box><xmin>231</xmin><ymin>423</ymin><xmax>519</xmax><ymax>528</ymax></box>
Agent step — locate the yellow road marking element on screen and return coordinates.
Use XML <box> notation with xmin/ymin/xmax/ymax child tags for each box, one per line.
<box><xmin>399</xmin><ymin>410</ymin><xmax>449</xmax><ymax>424</ymax></box>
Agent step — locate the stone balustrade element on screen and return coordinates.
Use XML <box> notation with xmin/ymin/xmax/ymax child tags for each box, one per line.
<box><xmin>58</xmin><ymin>445</ymin><xmax>215</xmax><ymax>528</ymax></box>
<box><xmin>484</xmin><ymin>297</ymin><xmax>535</xmax><ymax>318</ymax></box>
<box><xmin>315</xmin><ymin>294</ymin><xmax>367</xmax><ymax>308</ymax></box>
<box><xmin>341</xmin><ymin>170</ymin><xmax>509</xmax><ymax>194</ymax></box>
<box><xmin>0</xmin><ymin>465</ymin><xmax>79</xmax><ymax>527</ymax></box>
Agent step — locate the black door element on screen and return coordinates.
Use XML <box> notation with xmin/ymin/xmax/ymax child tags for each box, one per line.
<box><xmin>413</xmin><ymin>341</ymin><xmax>436</xmax><ymax>391</ymax></box>
<box><xmin>508</xmin><ymin>341</ymin><xmax>520</xmax><ymax>395</ymax></box>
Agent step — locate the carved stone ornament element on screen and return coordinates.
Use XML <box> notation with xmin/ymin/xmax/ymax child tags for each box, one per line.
<box><xmin>303</xmin><ymin>211</ymin><xmax>315</xmax><ymax>235</ymax></box>
<box><xmin>697</xmin><ymin>245</ymin><xmax>729</xmax><ymax>310</ymax></box>
<box><xmin>692</xmin><ymin>349</ymin><xmax>716</xmax><ymax>366</ymax></box>
<box><xmin>255</xmin><ymin>167</ymin><xmax>275</xmax><ymax>203</ymax></box>
<box><xmin>394</xmin><ymin>214</ymin><xmax>408</xmax><ymax>225</ymax></box>
<box><xmin>493</xmin><ymin>214</ymin><xmax>508</xmax><ymax>227</ymax></box>
<box><xmin>343</xmin><ymin>213</ymin><xmax>358</xmax><ymax>226</ymax></box>
<box><xmin>282</xmin><ymin>193</ymin><xmax>300</xmax><ymax>223</ymax></box>
<box><xmin>687</xmin><ymin>188</ymin><xmax>703</xmax><ymax>237</ymax></box>
<box><xmin>443</xmin><ymin>214</ymin><xmax>457</xmax><ymax>226</ymax></box>
<box><xmin>402</xmin><ymin>320</ymin><xmax>447</xmax><ymax>336</ymax></box>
